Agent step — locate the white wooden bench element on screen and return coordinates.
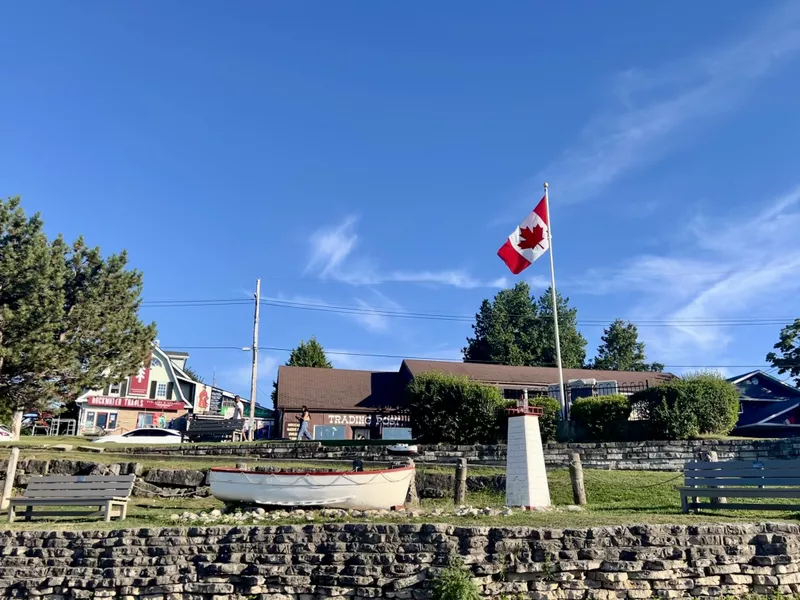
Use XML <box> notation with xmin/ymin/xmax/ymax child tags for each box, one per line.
<box><xmin>8</xmin><ymin>474</ymin><xmax>135</xmax><ymax>523</ymax></box>
<box><xmin>678</xmin><ymin>459</ymin><xmax>800</xmax><ymax>513</ymax></box>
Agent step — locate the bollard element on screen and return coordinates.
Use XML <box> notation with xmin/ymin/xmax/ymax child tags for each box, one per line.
<box><xmin>454</xmin><ymin>458</ymin><xmax>467</xmax><ymax>505</ymax></box>
<box><xmin>1</xmin><ymin>447</ymin><xmax>20</xmax><ymax>512</ymax></box>
<box><xmin>569</xmin><ymin>452</ymin><xmax>587</xmax><ymax>506</ymax></box>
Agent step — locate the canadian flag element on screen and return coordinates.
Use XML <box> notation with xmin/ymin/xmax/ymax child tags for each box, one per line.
<box><xmin>497</xmin><ymin>196</ymin><xmax>550</xmax><ymax>274</ymax></box>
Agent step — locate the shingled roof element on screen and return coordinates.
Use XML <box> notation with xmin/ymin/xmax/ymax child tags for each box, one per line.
<box><xmin>275</xmin><ymin>360</ymin><xmax>676</xmax><ymax>412</ymax></box>
<box><xmin>276</xmin><ymin>366</ymin><xmax>406</xmax><ymax>411</ymax></box>
<box><xmin>401</xmin><ymin>359</ymin><xmax>674</xmax><ymax>387</ymax></box>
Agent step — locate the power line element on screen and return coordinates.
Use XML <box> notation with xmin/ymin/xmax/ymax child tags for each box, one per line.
<box><xmin>158</xmin><ymin>345</ymin><xmax>788</xmax><ymax>370</ymax></box>
<box><xmin>141</xmin><ymin>297</ymin><xmax>800</xmax><ymax>327</ymax></box>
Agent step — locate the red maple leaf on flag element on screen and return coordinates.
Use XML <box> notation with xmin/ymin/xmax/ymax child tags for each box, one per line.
<box><xmin>518</xmin><ymin>224</ymin><xmax>546</xmax><ymax>250</ymax></box>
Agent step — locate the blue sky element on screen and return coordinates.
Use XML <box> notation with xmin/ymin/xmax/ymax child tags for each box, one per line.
<box><xmin>3</xmin><ymin>1</ymin><xmax>800</xmax><ymax>398</ymax></box>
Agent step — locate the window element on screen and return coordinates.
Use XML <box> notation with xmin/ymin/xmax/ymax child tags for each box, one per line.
<box><xmin>109</xmin><ymin>382</ymin><xmax>122</xmax><ymax>396</ymax></box>
<box><xmin>137</xmin><ymin>413</ymin><xmax>155</xmax><ymax>428</ymax></box>
<box><xmin>156</xmin><ymin>383</ymin><xmax>168</xmax><ymax>398</ymax></box>
<box><xmin>313</xmin><ymin>425</ymin><xmax>345</xmax><ymax>440</ymax></box>
<box><xmin>85</xmin><ymin>411</ymin><xmax>96</xmax><ymax>428</ymax></box>
<box><xmin>382</xmin><ymin>427</ymin><xmax>413</xmax><ymax>440</ymax></box>
<box><xmin>151</xmin><ymin>357</ymin><xmax>163</xmax><ymax>368</ymax></box>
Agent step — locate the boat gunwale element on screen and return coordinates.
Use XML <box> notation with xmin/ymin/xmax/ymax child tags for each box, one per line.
<box><xmin>209</xmin><ymin>465</ymin><xmax>415</xmax><ymax>477</ymax></box>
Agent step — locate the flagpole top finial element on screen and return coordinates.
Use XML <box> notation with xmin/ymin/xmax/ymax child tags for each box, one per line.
<box><xmin>543</xmin><ymin>182</ymin><xmax>549</xmax><ymax>189</ymax></box>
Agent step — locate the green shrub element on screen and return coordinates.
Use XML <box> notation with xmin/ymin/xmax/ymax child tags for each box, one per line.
<box><xmin>570</xmin><ymin>394</ymin><xmax>631</xmax><ymax>441</ymax></box>
<box><xmin>407</xmin><ymin>372</ymin><xmax>505</xmax><ymax>444</ymax></box>
<box><xmin>432</xmin><ymin>559</ymin><xmax>481</xmax><ymax>600</ymax></box>
<box><xmin>680</xmin><ymin>371</ymin><xmax>740</xmax><ymax>435</ymax></box>
<box><xmin>630</xmin><ymin>372</ymin><xmax>739</xmax><ymax>440</ymax></box>
<box><xmin>528</xmin><ymin>395</ymin><xmax>562</xmax><ymax>442</ymax></box>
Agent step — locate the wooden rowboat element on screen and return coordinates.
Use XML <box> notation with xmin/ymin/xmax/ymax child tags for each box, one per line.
<box><xmin>208</xmin><ymin>465</ymin><xmax>415</xmax><ymax>510</ymax></box>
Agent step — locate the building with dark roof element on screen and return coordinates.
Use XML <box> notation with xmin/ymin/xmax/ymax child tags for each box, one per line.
<box><xmin>275</xmin><ymin>359</ymin><xmax>675</xmax><ymax>441</ymax></box>
<box><xmin>730</xmin><ymin>370</ymin><xmax>800</xmax><ymax>436</ymax></box>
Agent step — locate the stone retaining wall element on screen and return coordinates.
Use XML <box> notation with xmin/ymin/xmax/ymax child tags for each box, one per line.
<box><xmin>1</xmin><ymin>522</ymin><xmax>800</xmax><ymax>599</ymax></box>
<box><xmin>94</xmin><ymin>437</ymin><xmax>800</xmax><ymax>471</ymax></box>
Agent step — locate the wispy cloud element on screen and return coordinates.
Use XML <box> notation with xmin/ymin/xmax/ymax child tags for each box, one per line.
<box><xmin>304</xmin><ymin>216</ymin><xmax>507</xmax><ymax>289</ymax></box>
<box><xmin>270</xmin><ymin>289</ymin><xmax>405</xmax><ymax>335</ymax></box>
<box><xmin>540</xmin><ymin>2</ymin><xmax>800</xmax><ymax>205</ymax></box>
<box><xmin>583</xmin><ymin>183</ymin><xmax>800</xmax><ymax>371</ymax></box>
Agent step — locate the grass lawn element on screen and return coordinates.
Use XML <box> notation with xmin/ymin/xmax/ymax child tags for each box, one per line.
<box><xmin>2</xmin><ymin>468</ymin><xmax>798</xmax><ymax>531</ymax></box>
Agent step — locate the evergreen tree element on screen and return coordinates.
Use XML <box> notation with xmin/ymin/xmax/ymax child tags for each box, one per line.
<box><xmin>591</xmin><ymin>319</ymin><xmax>663</xmax><ymax>372</ymax></box>
<box><xmin>535</xmin><ymin>287</ymin><xmax>587</xmax><ymax>369</ymax></box>
<box><xmin>766</xmin><ymin>319</ymin><xmax>800</xmax><ymax>386</ymax></box>
<box><xmin>271</xmin><ymin>336</ymin><xmax>332</xmax><ymax>408</ymax></box>
<box><xmin>0</xmin><ymin>197</ymin><xmax>156</xmax><ymax>438</ymax></box>
<box><xmin>182</xmin><ymin>365</ymin><xmax>205</xmax><ymax>383</ymax></box>
<box><xmin>463</xmin><ymin>282</ymin><xmax>587</xmax><ymax>368</ymax></box>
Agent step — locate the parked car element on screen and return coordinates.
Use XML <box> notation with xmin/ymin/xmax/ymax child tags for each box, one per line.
<box><xmin>0</xmin><ymin>425</ymin><xmax>11</xmax><ymax>439</ymax></box>
<box><xmin>92</xmin><ymin>428</ymin><xmax>183</xmax><ymax>445</ymax></box>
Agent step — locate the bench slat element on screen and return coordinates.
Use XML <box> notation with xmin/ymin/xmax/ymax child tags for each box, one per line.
<box><xmin>23</xmin><ymin>489</ymin><xmax>134</xmax><ymax>499</ymax></box>
<box><xmin>686</xmin><ymin>502</ymin><xmax>800</xmax><ymax>511</ymax></box>
<box><xmin>9</xmin><ymin>497</ymin><xmax>128</xmax><ymax>506</ymax></box>
<box><xmin>26</xmin><ymin>480</ymin><xmax>135</xmax><ymax>490</ymax></box>
<box><xmin>25</xmin><ymin>475</ymin><xmax>135</xmax><ymax>484</ymax></box>
<box><xmin>685</xmin><ymin>477</ymin><xmax>800</xmax><ymax>487</ymax></box>
<box><xmin>685</xmin><ymin>459</ymin><xmax>800</xmax><ymax>469</ymax></box>
<box><xmin>678</xmin><ymin>487</ymin><xmax>800</xmax><ymax>498</ymax></box>
<box><xmin>685</xmin><ymin>468</ymin><xmax>800</xmax><ymax>478</ymax></box>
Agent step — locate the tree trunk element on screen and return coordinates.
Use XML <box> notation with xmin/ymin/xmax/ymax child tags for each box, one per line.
<box><xmin>10</xmin><ymin>410</ymin><xmax>23</xmax><ymax>441</ymax></box>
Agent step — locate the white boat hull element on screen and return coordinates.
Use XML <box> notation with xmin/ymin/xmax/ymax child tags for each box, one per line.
<box><xmin>209</xmin><ymin>466</ymin><xmax>415</xmax><ymax>510</ymax></box>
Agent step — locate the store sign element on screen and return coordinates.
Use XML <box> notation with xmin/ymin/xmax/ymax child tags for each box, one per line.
<box><xmin>128</xmin><ymin>356</ymin><xmax>152</xmax><ymax>396</ymax></box>
<box><xmin>326</xmin><ymin>413</ymin><xmax>410</xmax><ymax>426</ymax></box>
<box><xmin>88</xmin><ymin>396</ymin><xmax>185</xmax><ymax>411</ymax></box>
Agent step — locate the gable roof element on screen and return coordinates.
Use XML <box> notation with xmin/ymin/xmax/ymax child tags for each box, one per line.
<box><xmin>276</xmin><ymin>366</ymin><xmax>406</xmax><ymax>411</ymax></box>
<box><xmin>728</xmin><ymin>370</ymin><xmax>800</xmax><ymax>401</ymax></box>
<box><xmin>401</xmin><ymin>359</ymin><xmax>674</xmax><ymax>388</ymax></box>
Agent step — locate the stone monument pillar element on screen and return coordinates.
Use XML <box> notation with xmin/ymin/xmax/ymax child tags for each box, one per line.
<box><xmin>505</xmin><ymin>400</ymin><xmax>551</xmax><ymax>509</ymax></box>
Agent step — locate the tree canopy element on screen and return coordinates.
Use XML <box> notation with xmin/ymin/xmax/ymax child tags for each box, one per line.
<box><xmin>183</xmin><ymin>365</ymin><xmax>205</xmax><ymax>383</ymax></box>
<box><xmin>0</xmin><ymin>197</ymin><xmax>156</xmax><ymax>437</ymax></box>
<box><xmin>271</xmin><ymin>336</ymin><xmax>332</xmax><ymax>408</ymax></box>
<box><xmin>590</xmin><ymin>319</ymin><xmax>664</xmax><ymax>372</ymax></box>
<box><xmin>463</xmin><ymin>282</ymin><xmax>587</xmax><ymax>368</ymax></box>
<box><xmin>766</xmin><ymin>319</ymin><xmax>800</xmax><ymax>386</ymax></box>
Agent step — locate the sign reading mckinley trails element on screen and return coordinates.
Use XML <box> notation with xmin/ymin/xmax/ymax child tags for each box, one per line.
<box><xmin>88</xmin><ymin>396</ymin><xmax>185</xmax><ymax>411</ymax></box>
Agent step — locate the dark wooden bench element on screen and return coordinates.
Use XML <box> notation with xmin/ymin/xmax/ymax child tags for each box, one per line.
<box><xmin>8</xmin><ymin>474</ymin><xmax>135</xmax><ymax>523</ymax></box>
<box><xmin>184</xmin><ymin>416</ymin><xmax>245</xmax><ymax>442</ymax></box>
<box><xmin>678</xmin><ymin>459</ymin><xmax>800</xmax><ymax>513</ymax></box>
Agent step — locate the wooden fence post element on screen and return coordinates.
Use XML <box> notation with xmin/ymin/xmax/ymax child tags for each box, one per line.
<box><xmin>405</xmin><ymin>459</ymin><xmax>419</xmax><ymax>508</ymax></box>
<box><xmin>569</xmin><ymin>452</ymin><xmax>587</xmax><ymax>506</ymax></box>
<box><xmin>1</xmin><ymin>447</ymin><xmax>20</xmax><ymax>512</ymax></box>
<box><xmin>454</xmin><ymin>458</ymin><xmax>467</xmax><ymax>505</ymax></box>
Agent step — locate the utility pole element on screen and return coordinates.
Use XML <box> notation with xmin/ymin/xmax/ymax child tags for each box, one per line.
<box><xmin>249</xmin><ymin>278</ymin><xmax>261</xmax><ymax>440</ymax></box>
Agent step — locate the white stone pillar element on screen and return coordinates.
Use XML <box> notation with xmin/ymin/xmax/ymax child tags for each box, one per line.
<box><xmin>505</xmin><ymin>406</ymin><xmax>551</xmax><ymax>509</ymax></box>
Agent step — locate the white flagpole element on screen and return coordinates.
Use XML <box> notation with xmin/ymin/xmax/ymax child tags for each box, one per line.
<box><xmin>544</xmin><ymin>182</ymin><xmax>567</xmax><ymax>419</ymax></box>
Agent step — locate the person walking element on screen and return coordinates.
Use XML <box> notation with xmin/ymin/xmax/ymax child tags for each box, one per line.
<box><xmin>232</xmin><ymin>396</ymin><xmax>248</xmax><ymax>440</ymax></box>
<box><xmin>296</xmin><ymin>406</ymin><xmax>312</xmax><ymax>441</ymax></box>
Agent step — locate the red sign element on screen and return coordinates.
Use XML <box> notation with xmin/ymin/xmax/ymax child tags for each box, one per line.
<box><xmin>128</xmin><ymin>358</ymin><xmax>151</xmax><ymax>396</ymax></box>
<box><xmin>88</xmin><ymin>396</ymin><xmax>185</xmax><ymax>411</ymax></box>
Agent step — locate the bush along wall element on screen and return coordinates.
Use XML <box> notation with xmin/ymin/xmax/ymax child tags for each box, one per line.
<box><xmin>630</xmin><ymin>372</ymin><xmax>740</xmax><ymax>440</ymax></box>
<box><xmin>570</xmin><ymin>394</ymin><xmax>632</xmax><ymax>441</ymax></box>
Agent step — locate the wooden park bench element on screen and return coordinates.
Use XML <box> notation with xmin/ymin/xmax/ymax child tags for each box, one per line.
<box><xmin>679</xmin><ymin>459</ymin><xmax>800</xmax><ymax>513</ymax></box>
<box><xmin>8</xmin><ymin>474</ymin><xmax>135</xmax><ymax>523</ymax></box>
<box><xmin>184</xmin><ymin>416</ymin><xmax>245</xmax><ymax>443</ymax></box>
